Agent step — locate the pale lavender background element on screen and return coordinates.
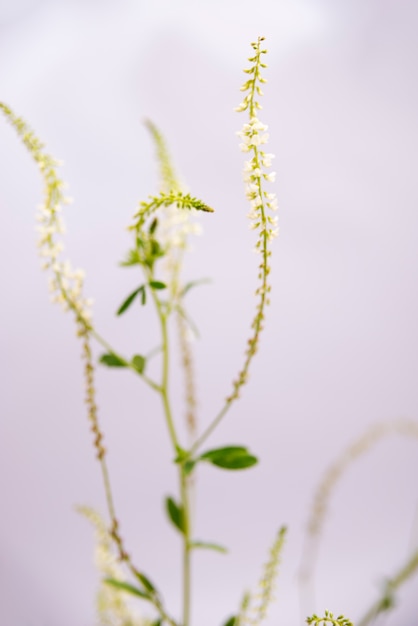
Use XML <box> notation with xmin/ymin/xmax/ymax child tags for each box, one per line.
<box><xmin>1</xmin><ymin>0</ymin><xmax>418</xmax><ymax>625</ymax></box>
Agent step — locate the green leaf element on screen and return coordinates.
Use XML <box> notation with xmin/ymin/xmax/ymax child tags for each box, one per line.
<box><xmin>184</xmin><ymin>460</ymin><xmax>196</xmax><ymax>476</ymax></box>
<box><xmin>150</xmin><ymin>239</ymin><xmax>164</xmax><ymax>258</ymax></box>
<box><xmin>190</xmin><ymin>540</ymin><xmax>228</xmax><ymax>554</ymax></box>
<box><xmin>139</xmin><ymin>285</ymin><xmax>146</xmax><ymax>305</ymax></box>
<box><xmin>116</xmin><ymin>286</ymin><xmax>144</xmax><ymax>315</ymax></box>
<box><xmin>149</xmin><ymin>217</ymin><xmax>158</xmax><ymax>235</ymax></box>
<box><xmin>150</xmin><ymin>620</ymin><xmax>162</xmax><ymax>626</ymax></box>
<box><xmin>200</xmin><ymin>446</ymin><xmax>258</xmax><ymax>470</ymax></box>
<box><xmin>165</xmin><ymin>496</ymin><xmax>185</xmax><ymax>534</ymax></box>
<box><xmin>131</xmin><ymin>354</ymin><xmax>146</xmax><ymax>374</ymax></box>
<box><xmin>180</xmin><ymin>277</ymin><xmax>211</xmax><ymax>298</ymax></box>
<box><xmin>201</xmin><ymin>446</ymin><xmax>247</xmax><ymax>459</ymax></box>
<box><xmin>173</xmin><ymin>448</ymin><xmax>196</xmax><ymax>475</ymax></box>
<box><xmin>119</xmin><ymin>249</ymin><xmax>140</xmax><ymax>267</ymax></box>
<box><xmin>173</xmin><ymin>446</ymin><xmax>189</xmax><ymax>463</ymax></box>
<box><xmin>132</xmin><ymin>570</ymin><xmax>157</xmax><ymax>595</ymax></box>
<box><xmin>99</xmin><ymin>353</ymin><xmax>127</xmax><ymax>368</ymax></box>
<box><xmin>103</xmin><ymin>578</ymin><xmax>149</xmax><ymax>599</ymax></box>
<box><xmin>222</xmin><ymin>617</ymin><xmax>237</xmax><ymax>626</ymax></box>
<box><xmin>149</xmin><ymin>280</ymin><xmax>167</xmax><ymax>290</ymax></box>
<box><xmin>175</xmin><ymin>305</ymin><xmax>200</xmax><ymax>338</ymax></box>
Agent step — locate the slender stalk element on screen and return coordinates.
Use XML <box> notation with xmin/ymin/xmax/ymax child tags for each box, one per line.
<box><xmin>180</xmin><ymin>468</ymin><xmax>192</xmax><ymax>626</ymax></box>
<box><xmin>149</xmin><ymin>274</ymin><xmax>192</xmax><ymax>626</ymax></box>
<box><xmin>357</xmin><ymin>548</ymin><xmax>418</xmax><ymax>626</ymax></box>
<box><xmin>90</xmin><ymin>327</ymin><xmax>161</xmax><ymax>392</ymax></box>
<box><xmin>190</xmin><ymin>37</ymin><xmax>275</xmax><ymax>455</ymax></box>
<box><xmin>189</xmin><ymin>402</ymin><xmax>230</xmax><ymax>456</ymax></box>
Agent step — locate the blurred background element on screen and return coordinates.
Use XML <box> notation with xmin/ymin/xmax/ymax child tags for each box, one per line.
<box><xmin>1</xmin><ymin>0</ymin><xmax>418</xmax><ymax>624</ymax></box>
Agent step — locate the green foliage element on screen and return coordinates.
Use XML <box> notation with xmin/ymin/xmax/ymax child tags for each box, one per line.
<box><xmin>149</xmin><ymin>280</ymin><xmax>167</xmax><ymax>290</ymax></box>
<box><xmin>222</xmin><ymin>617</ymin><xmax>237</xmax><ymax>626</ymax></box>
<box><xmin>104</xmin><ymin>578</ymin><xmax>150</xmax><ymax>600</ymax></box>
<box><xmin>189</xmin><ymin>541</ymin><xmax>227</xmax><ymax>554</ymax></box>
<box><xmin>199</xmin><ymin>446</ymin><xmax>258</xmax><ymax>470</ymax></box>
<box><xmin>116</xmin><ymin>286</ymin><xmax>145</xmax><ymax>315</ymax></box>
<box><xmin>132</xmin><ymin>570</ymin><xmax>158</xmax><ymax>595</ymax></box>
<box><xmin>131</xmin><ymin>354</ymin><xmax>146</xmax><ymax>374</ymax></box>
<box><xmin>5</xmin><ymin>35</ymin><xmax>417</xmax><ymax>626</ymax></box>
<box><xmin>120</xmin><ymin>248</ymin><xmax>141</xmax><ymax>267</ymax></box>
<box><xmin>99</xmin><ymin>353</ymin><xmax>127</xmax><ymax>368</ymax></box>
<box><xmin>165</xmin><ymin>496</ymin><xmax>185</xmax><ymax>534</ymax></box>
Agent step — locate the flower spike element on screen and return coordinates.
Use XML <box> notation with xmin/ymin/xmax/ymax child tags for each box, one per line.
<box><xmin>228</xmin><ymin>36</ymin><xmax>278</xmax><ymax>403</ymax></box>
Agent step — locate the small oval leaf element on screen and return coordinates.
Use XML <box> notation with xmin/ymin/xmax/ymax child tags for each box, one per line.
<box><xmin>149</xmin><ymin>280</ymin><xmax>167</xmax><ymax>290</ymax></box>
<box><xmin>222</xmin><ymin>617</ymin><xmax>237</xmax><ymax>626</ymax></box>
<box><xmin>200</xmin><ymin>446</ymin><xmax>258</xmax><ymax>470</ymax></box>
<box><xmin>209</xmin><ymin>454</ymin><xmax>258</xmax><ymax>470</ymax></box>
<box><xmin>99</xmin><ymin>353</ymin><xmax>127</xmax><ymax>368</ymax></box>
<box><xmin>131</xmin><ymin>354</ymin><xmax>146</xmax><ymax>374</ymax></box>
<box><xmin>200</xmin><ymin>446</ymin><xmax>247</xmax><ymax>460</ymax></box>
<box><xmin>165</xmin><ymin>496</ymin><xmax>185</xmax><ymax>534</ymax></box>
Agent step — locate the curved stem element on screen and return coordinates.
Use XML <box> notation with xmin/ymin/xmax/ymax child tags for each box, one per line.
<box><xmin>357</xmin><ymin>548</ymin><xmax>418</xmax><ymax>626</ymax></box>
<box><xmin>190</xmin><ymin>39</ymin><xmax>272</xmax><ymax>456</ymax></box>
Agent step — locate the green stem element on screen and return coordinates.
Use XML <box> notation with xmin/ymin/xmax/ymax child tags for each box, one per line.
<box><xmin>180</xmin><ymin>468</ymin><xmax>192</xmax><ymax>626</ymax></box>
<box><xmin>357</xmin><ymin>548</ymin><xmax>418</xmax><ymax>626</ymax></box>
<box><xmin>189</xmin><ymin>403</ymin><xmax>230</xmax><ymax>456</ymax></box>
<box><xmin>189</xmin><ymin>41</ymin><xmax>270</xmax><ymax>457</ymax></box>
<box><xmin>149</xmin><ymin>276</ymin><xmax>192</xmax><ymax>626</ymax></box>
<box><xmin>90</xmin><ymin>327</ymin><xmax>161</xmax><ymax>392</ymax></box>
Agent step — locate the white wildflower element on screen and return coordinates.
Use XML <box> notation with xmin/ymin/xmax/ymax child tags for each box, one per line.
<box><xmin>236</xmin><ymin>37</ymin><xmax>279</xmax><ymax>245</ymax></box>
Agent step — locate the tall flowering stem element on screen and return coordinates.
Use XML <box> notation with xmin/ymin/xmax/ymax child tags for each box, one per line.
<box><xmin>357</xmin><ymin>547</ymin><xmax>418</xmax><ymax>626</ymax></box>
<box><xmin>0</xmin><ymin>102</ymin><xmax>179</xmax><ymax>626</ymax></box>
<box><xmin>238</xmin><ymin>527</ymin><xmax>287</xmax><ymax>626</ymax></box>
<box><xmin>190</xmin><ymin>37</ymin><xmax>278</xmax><ymax>454</ymax></box>
<box><xmin>128</xmin><ymin>186</ymin><xmax>213</xmax><ymax>626</ymax></box>
<box><xmin>145</xmin><ymin>121</ymin><xmax>200</xmax><ymax>441</ymax></box>
<box><xmin>298</xmin><ymin>419</ymin><xmax>418</xmax><ymax>622</ymax></box>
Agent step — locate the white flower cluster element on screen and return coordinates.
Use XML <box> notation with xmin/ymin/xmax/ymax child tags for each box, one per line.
<box><xmin>35</xmin><ymin>189</ymin><xmax>93</xmax><ymax>328</ymax></box>
<box><xmin>144</xmin><ymin>119</ymin><xmax>202</xmax><ymax>272</ymax></box>
<box><xmin>160</xmin><ymin>203</ymin><xmax>202</xmax><ymax>251</ymax></box>
<box><xmin>0</xmin><ymin>104</ymin><xmax>93</xmax><ymax>330</ymax></box>
<box><xmin>235</xmin><ymin>37</ymin><xmax>279</xmax><ymax>248</ymax></box>
<box><xmin>77</xmin><ymin>507</ymin><xmax>146</xmax><ymax>626</ymax></box>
